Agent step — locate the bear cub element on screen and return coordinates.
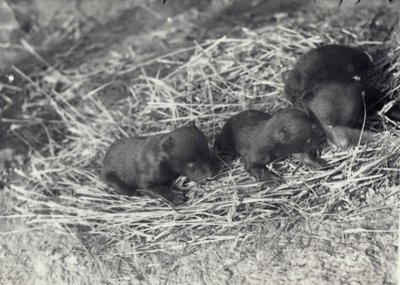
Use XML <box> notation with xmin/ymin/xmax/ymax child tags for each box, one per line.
<box><xmin>284</xmin><ymin>44</ymin><xmax>400</xmax><ymax>148</ymax></box>
<box><xmin>215</xmin><ymin>109</ymin><xmax>326</xmax><ymax>182</ymax></box>
<box><xmin>101</xmin><ymin>122</ymin><xmax>217</xmax><ymax>205</ymax></box>
<box><xmin>284</xmin><ymin>44</ymin><xmax>374</xmax><ymax>148</ymax></box>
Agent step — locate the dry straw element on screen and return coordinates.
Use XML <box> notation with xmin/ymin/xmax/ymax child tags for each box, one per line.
<box><xmin>6</xmin><ymin>13</ymin><xmax>400</xmax><ymax>255</ymax></box>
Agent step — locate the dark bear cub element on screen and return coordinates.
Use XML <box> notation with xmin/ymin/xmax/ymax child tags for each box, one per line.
<box><xmin>215</xmin><ymin>109</ymin><xmax>326</xmax><ymax>182</ymax></box>
<box><xmin>284</xmin><ymin>44</ymin><xmax>372</xmax><ymax>103</ymax></box>
<box><xmin>284</xmin><ymin>44</ymin><xmax>376</xmax><ymax>148</ymax></box>
<box><xmin>299</xmin><ymin>80</ymin><xmax>376</xmax><ymax>148</ymax></box>
<box><xmin>101</xmin><ymin>122</ymin><xmax>217</xmax><ymax>205</ymax></box>
<box><xmin>285</xmin><ymin>44</ymin><xmax>400</xmax><ymax>147</ymax></box>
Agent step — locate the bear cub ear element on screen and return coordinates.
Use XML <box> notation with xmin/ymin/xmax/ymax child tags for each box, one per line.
<box><xmin>281</xmin><ymin>70</ymin><xmax>291</xmax><ymax>81</ymax></box>
<box><xmin>301</xmin><ymin>91</ymin><xmax>314</xmax><ymax>101</ymax></box>
<box><xmin>187</xmin><ymin>120</ymin><xmax>197</xmax><ymax>128</ymax></box>
<box><xmin>283</xmin><ymin>69</ymin><xmax>302</xmax><ymax>84</ymax></box>
<box><xmin>161</xmin><ymin>136</ymin><xmax>174</xmax><ymax>152</ymax></box>
<box><xmin>274</xmin><ymin>128</ymin><xmax>289</xmax><ymax>143</ymax></box>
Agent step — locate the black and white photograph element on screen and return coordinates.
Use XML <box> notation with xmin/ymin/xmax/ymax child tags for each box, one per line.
<box><xmin>0</xmin><ymin>0</ymin><xmax>399</xmax><ymax>284</ymax></box>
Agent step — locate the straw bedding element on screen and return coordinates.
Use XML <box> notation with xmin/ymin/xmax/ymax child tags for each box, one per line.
<box><xmin>7</xmin><ymin>8</ymin><xmax>400</xmax><ymax>255</ymax></box>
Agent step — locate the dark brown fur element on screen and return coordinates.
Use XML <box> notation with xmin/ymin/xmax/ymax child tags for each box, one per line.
<box><xmin>215</xmin><ymin>109</ymin><xmax>326</xmax><ymax>182</ymax></box>
<box><xmin>101</xmin><ymin>122</ymin><xmax>217</xmax><ymax>204</ymax></box>
<box><xmin>283</xmin><ymin>44</ymin><xmax>379</xmax><ymax>148</ymax></box>
<box><xmin>284</xmin><ymin>44</ymin><xmax>371</xmax><ymax>103</ymax></box>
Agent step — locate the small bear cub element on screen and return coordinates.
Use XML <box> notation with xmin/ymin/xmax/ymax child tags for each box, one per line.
<box><xmin>283</xmin><ymin>44</ymin><xmax>375</xmax><ymax>148</ymax></box>
<box><xmin>101</xmin><ymin>122</ymin><xmax>217</xmax><ymax>205</ymax></box>
<box><xmin>215</xmin><ymin>109</ymin><xmax>326</xmax><ymax>182</ymax></box>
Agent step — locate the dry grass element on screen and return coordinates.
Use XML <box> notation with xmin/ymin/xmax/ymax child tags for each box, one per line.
<box><xmin>5</xmin><ymin>9</ymin><xmax>400</xmax><ymax>256</ymax></box>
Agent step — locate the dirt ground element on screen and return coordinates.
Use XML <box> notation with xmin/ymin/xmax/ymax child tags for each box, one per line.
<box><xmin>0</xmin><ymin>0</ymin><xmax>399</xmax><ymax>284</ymax></box>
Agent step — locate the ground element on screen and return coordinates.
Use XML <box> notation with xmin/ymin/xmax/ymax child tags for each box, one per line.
<box><xmin>0</xmin><ymin>0</ymin><xmax>399</xmax><ymax>284</ymax></box>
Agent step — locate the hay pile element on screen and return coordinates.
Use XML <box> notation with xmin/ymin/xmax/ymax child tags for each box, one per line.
<box><xmin>7</xmin><ymin>8</ymin><xmax>400</xmax><ymax>255</ymax></box>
